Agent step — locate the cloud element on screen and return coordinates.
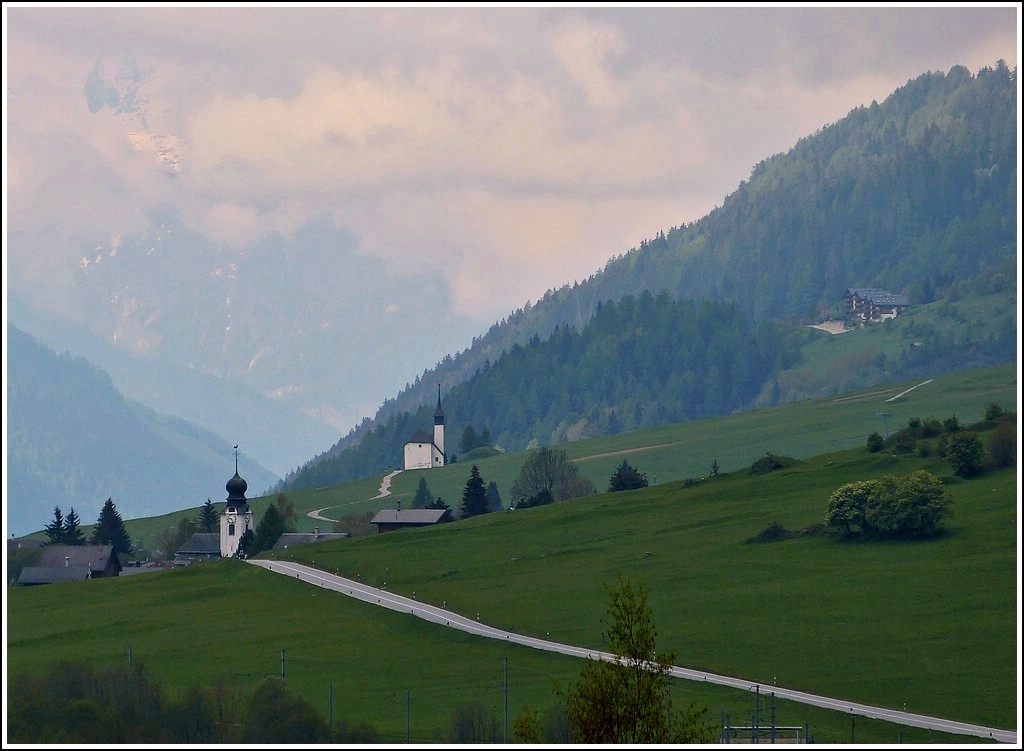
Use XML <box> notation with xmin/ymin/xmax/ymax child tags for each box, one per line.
<box><xmin>5</xmin><ymin>5</ymin><xmax>1018</xmax><ymax>324</ymax></box>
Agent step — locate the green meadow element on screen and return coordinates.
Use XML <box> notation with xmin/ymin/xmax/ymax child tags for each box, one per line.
<box><xmin>7</xmin><ymin>363</ymin><xmax>1018</xmax><ymax>743</ymax></box>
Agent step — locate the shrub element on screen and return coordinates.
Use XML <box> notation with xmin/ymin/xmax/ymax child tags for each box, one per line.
<box><xmin>987</xmin><ymin>421</ymin><xmax>1016</xmax><ymax>468</ymax></box>
<box><xmin>945</xmin><ymin>431</ymin><xmax>986</xmax><ymax>477</ymax></box>
<box><xmin>825</xmin><ymin>471</ymin><xmax>951</xmax><ymax>539</ymax></box>
<box><xmin>749</xmin><ymin>453</ymin><xmax>796</xmax><ymax>474</ymax></box>
<box><xmin>865</xmin><ymin>432</ymin><xmax>884</xmax><ymax>453</ymax></box>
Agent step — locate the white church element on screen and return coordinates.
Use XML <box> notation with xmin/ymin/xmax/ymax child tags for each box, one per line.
<box><xmin>220</xmin><ymin>447</ymin><xmax>255</xmax><ymax>558</ymax></box>
<box><xmin>403</xmin><ymin>387</ymin><xmax>446</xmax><ymax>470</ymax></box>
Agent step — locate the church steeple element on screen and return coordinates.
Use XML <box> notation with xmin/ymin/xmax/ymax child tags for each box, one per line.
<box><xmin>225</xmin><ymin>445</ymin><xmax>248</xmax><ymax>503</ymax></box>
<box><xmin>220</xmin><ymin>445</ymin><xmax>254</xmax><ymax>558</ymax></box>
<box><xmin>433</xmin><ymin>385</ymin><xmax>445</xmax><ymax>460</ymax></box>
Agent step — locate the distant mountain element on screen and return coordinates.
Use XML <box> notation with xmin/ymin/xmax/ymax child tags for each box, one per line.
<box><xmin>6</xmin><ymin>324</ymin><xmax>279</xmax><ymax>535</ymax></box>
<box><xmin>281</xmin><ymin>62</ymin><xmax>1017</xmax><ymax>489</ymax></box>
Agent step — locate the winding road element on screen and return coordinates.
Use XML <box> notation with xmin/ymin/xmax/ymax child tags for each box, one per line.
<box><xmin>307</xmin><ymin>469</ymin><xmax>403</xmax><ymax>523</ymax></box>
<box><xmin>247</xmin><ymin>559</ymin><xmax>1016</xmax><ymax>744</ymax></box>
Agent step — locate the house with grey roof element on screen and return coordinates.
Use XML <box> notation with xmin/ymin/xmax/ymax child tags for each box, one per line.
<box><xmin>174</xmin><ymin>532</ymin><xmax>222</xmax><ymax>564</ymax></box>
<box><xmin>17</xmin><ymin>544</ymin><xmax>121</xmax><ymax>586</ymax></box>
<box><xmin>370</xmin><ymin>506</ymin><xmax>452</xmax><ymax>533</ymax></box>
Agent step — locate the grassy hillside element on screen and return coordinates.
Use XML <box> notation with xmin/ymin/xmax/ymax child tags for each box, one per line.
<box><xmin>7</xmin><ymin>363</ymin><xmax>1017</xmax><ymax>743</ymax></box>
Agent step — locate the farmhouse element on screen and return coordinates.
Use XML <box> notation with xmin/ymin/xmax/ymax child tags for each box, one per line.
<box><xmin>17</xmin><ymin>544</ymin><xmax>121</xmax><ymax>585</ymax></box>
<box><xmin>843</xmin><ymin>288</ymin><xmax>910</xmax><ymax>324</ymax></box>
<box><xmin>403</xmin><ymin>386</ymin><xmax>447</xmax><ymax>470</ymax></box>
<box><xmin>370</xmin><ymin>505</ymin><xmax>452</xmax><ymax>533</ymax></box>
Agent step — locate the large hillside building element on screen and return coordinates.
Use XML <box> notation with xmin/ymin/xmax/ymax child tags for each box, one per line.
<box><xmin>403</xmin><ymin>387</ymin><xmax>446</xmax><ymax>470</ymax></box>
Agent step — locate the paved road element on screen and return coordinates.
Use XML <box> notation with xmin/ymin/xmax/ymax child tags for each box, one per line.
<box><xmin>247</xmin><ymin>559</ymin><xmax>1017</xmax><ymax>744</ymax></box>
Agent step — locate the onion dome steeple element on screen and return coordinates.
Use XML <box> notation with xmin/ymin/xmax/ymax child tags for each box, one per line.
<box><xmin>226</xmin><ymin>445</ymin><xmax>248</xmax><ymax>504</ymax></box>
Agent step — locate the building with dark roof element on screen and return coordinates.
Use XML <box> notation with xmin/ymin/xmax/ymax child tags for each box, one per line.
<box><xmin>403</xmin><ymin>386</ymin><xmax>446</xmax><ymax>470</ymax></box>
<box><xmin>370</xmin><ymin>506</ymin><xmax>452</xmax><ymax>533</ymax></box>
<box><xmin>17</xmin><ymin>544</ymin><xmax>121</xmax><ymax>585</ymax></box>
<box><xmin>843</xmin><ymin>288</ymin><xmax>910</xmax><ymax>323</ymax></box>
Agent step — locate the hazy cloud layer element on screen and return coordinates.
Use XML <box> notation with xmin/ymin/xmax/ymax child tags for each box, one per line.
<box><xmin>6</xmin><ymin>5</ymin><xmax>1018</xmax><ymax>322</ymax></box>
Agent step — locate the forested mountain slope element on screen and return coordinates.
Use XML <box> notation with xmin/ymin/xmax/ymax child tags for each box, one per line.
<box><xmin>7</xmin><ymin>325</ymin><xmax>279</xmax><ymax>534</ymax></box>
<box><xmin>281</xmin><ymin>62</ymin><xmax>1017</xmax><ymax>491</ymax></box>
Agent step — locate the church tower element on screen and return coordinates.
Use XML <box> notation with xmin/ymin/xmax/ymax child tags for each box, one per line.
<box><xmin>433</xmin><ymin>384</ymin><xmax>445</xmax><ymax>462</ymax></box>
<box><xmin>220</xmin><ymin>446</ymin><xmax>255</xmax><ymax>558</ymax></box>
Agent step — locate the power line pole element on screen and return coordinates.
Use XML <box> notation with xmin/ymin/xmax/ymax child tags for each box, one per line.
<box><xmin>406</xmin><ymin>688</ymin><xmax>411</xmax><ymax>743</ymax></box>
<box><xmin>503</xmin><ymin>657</ymin><xmax>509</xmax><ymax>744</ymax></box>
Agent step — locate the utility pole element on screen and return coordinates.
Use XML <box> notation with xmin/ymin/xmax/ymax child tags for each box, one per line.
<box><xmin>329</xmin><ymin>680</ymin><xmax>333</xmax><ymax>735</ymax></box>
<box><xmin>281</xmin><ymin>648</ymin><xmax>286</xmax><ymax>681</ymax></box>
<box><xmin>406</xmin><ymin>689</ymin><xmax>411</xmax><ymax>743</ymax></box>
<box><xmin>877</xmin><ymin>410</ymin><xmax>892</xmax><ymax>438</ymax></box>
<box><xmin>503</xmin><ymin>657</ymin><xmax>509</xmax><ymax>744</ymax></box>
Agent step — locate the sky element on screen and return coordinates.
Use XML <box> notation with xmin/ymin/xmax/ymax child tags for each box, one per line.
<box><xmin>5</xmin><ymin>4</ymin><xmax>1020</xmax><ymax>326</ymax></box>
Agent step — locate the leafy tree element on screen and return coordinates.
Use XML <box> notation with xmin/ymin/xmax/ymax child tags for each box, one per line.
<box><xmin>987</xmin><ymin>420</ymin><xmax>1016</xmax><ymax>468</ymax></box>
<box><xmin>459</xmin><ymin>425</ymin><xmax>480</xmax><ymax>454</ymax></box>
<box><xmin>90</xmin><ymin>499</ymin><xmax>133</xmax><ymax>555</ymax></box>
<box><xmin>865</xmin><ymin>432</ymin><xmax>885</xmax><ymax>453</ymax></box>
<box><xmin>198</xmin><ymin>499</ymin><xmax>218</xmax><ymax>533</ymax></box>
<box><xmin>63</xmin><ymin>507</ymin><xmax>87</xmax><ymax>545</ymax></box>
<box><xmin>826</xmin><ymin>471</ymin><xmax>951</xmax><ymax>538</ymax></box>
<box><xmin>273</xmin><ymin>493</ymin><xmax>297</xmax><ymax>530</ymax></box>
<box><xmin>983</xmin><ymin>403</ymin><xmax>1005</xmax><ymax>421</ymax></box>
<box><xmin>241</xmin><ymin>679</ymin><xmax>332</xmax><ymax>743</ymax></box>
<box><xmin>825</xmin><ymin>480</ymin><xmax>878</xmax><ymax>534</ymax></box>
<box><xmin>945</xmin><ymin>431</ymin><xmax>986</xmax><ymax>477</ymax></box>
<box><xmin>512</xmin><ymin>708</ymin><xmax>542</xmax><ymax>743</ymax></box>
<box><xmin>486</xmin><ymin>480</ymin><xmax>503</xmax><ymax>511</ymax></box>
<box><xmin>460</xmin><ymin>465</ymin><xmax>490</xmax><ymax>518</ymax></box>
<box><xmin>44</xmin><ymin>506</ymin><xmax>65</xmax><ymax>545</ymax></box>
<box><xmin>511</xmin><ymin>447</ymin><xmax>595</xmax><ymax>506</ymax></box>
<box><xmin>869</xmin><ymin>471</ymin><xmax>951</xmax><ymax>536</ymax></box>
<box><xmin>449</xmin><ymin>700</ymin><xmax>498</xmax><ymax>743</ymax></box>
<box><xmin>562</xmin><ymin>577</ymin><xmax>714</xmax><ymax>743</ymax></box>
<box><xmin>608</xmin><ymin>459</ymin><xmax>649</xmax><ymax>492</ymax></box>
<box><xmin>413</xmin><ymin>477</ymin><xmax>434</xmax><ymax>509</ymax></box>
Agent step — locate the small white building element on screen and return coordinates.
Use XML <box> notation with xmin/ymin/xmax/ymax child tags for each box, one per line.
<box><xmin>220</xmin><ymin>449</ymin><xmax>255</xmax><ymax>558</ymax></box>
<box><xmin>403</xmin><ymin>387</ymin><xmax>446</xmax><ymax>470</ymax></box>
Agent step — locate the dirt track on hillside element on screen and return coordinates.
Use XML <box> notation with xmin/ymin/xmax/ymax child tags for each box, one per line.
<box><xmin>574</xmin><ymin>442</ymin><xmax>677</xmax><ymax>462</ymax></box>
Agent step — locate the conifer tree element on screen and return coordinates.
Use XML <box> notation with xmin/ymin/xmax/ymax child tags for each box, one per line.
<box><xmin>413</xmin><ymin>478</ymin><xmax>434</xmax><ymax>509</ymax></box>
<box><xmin>460</xmin><ymin>465</ymin><xmax>490</xmax><ymax>518</ymax></box>
<box><xmin>90</xmin><ymin>498</ymin><xmax>133</xmax><ymax>555</ymax></box>
<box><xmin>198</xmin><ymin>499</ymin><xmax>219</xmax><ymax>533</ymax></box>
<box><xmin>44</xmin><ymin>506</ymin><xmax>65</xmax><ymax>545</ymax></box>
<box><xmin>62</xmin><ymin>507</ymin><xmax>86</xmax><ymax>545</ymax></box>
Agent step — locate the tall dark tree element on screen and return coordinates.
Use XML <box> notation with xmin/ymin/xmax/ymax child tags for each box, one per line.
<box><xmin>460</xmin><ymin>465</ymin><xmax>490</xmax><ymax>518</ymax></box>
<box><xmin>251</xmin><ymin>504</ymin><xmax>286</xmax><ymax>556</ymax></box>
<box><xmin>44</xmin><ymin>506</ymin><xmax>65</xmax><ymax>545</ymax></box>
<box><xmin>198</xmin><ymin>499</ymin><xmax>219</xmax><ymax>533</ymax></box>
<box><xmin>486</xmin><ymin>480</ymin><xmax>503</xmax><ymax>512</ymax></box>
<box><xmin>62</xmin><ymin>507</ymin><xmax>86</xmax><ymax>545</ymax></box>
<box><xmin>459</xmin><ymin>425</ymin><xmax>480</xmax><ymax>454</ymax></box>
<box><xmin>608</xmin><ymin>460</ymin><xmax>649</xmax><ymax>492</ymax></box>
<box><xmin>413</xmin><ymin>477</ymin><xmax>434</xmax><ymax>509</ymax></box>
<box><xmin>90</xmin><ymin>498</ymin><xmax>133</xmax><ymax>555</ymax></box>
<box><xmin>236</xmin><ymin>529</ymin><xmax>255</xmax><ymax>560</ymax></box>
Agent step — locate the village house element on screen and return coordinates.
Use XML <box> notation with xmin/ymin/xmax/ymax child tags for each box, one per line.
<box><xmin>17</xmin><ymin>544</ymin><xmax>122</xmax><ymax>585</ymax></box>
<box><xmin>370</xmin><ymin>503</ymin><xmax>452</xmax><ymax>533</ymax></box>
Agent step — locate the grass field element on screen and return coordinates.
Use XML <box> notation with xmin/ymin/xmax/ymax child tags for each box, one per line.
<box><xmin>7</xmin><ymin>362</ymin><xmax>1018</xmax><ymax>743</ymax></box>
<box><xmin>98</xmin><ymin>361</ymin><xmax>1015</xmax><ymax>551</ymax></box>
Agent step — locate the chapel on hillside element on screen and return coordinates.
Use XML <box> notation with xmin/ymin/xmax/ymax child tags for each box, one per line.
<box><xmin>403</xmin><ymin>386</ymin><xmax>446</xmax><ymax>470</ymax></box>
